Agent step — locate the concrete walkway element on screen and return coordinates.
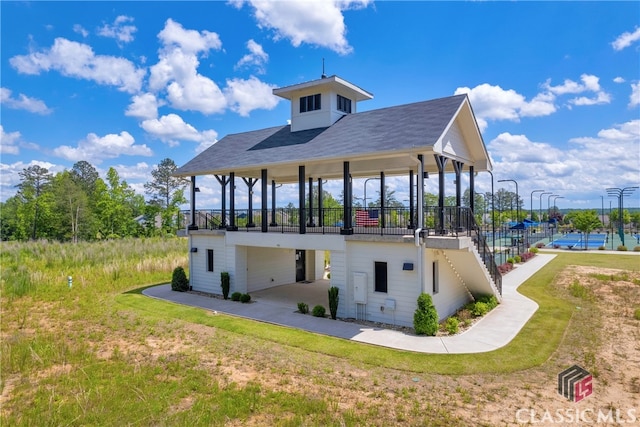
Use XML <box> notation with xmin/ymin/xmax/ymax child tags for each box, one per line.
<box><xmin>143</xmin><ymin>254</ymin><xmax>556</xmax><ymax>354</ymax></box>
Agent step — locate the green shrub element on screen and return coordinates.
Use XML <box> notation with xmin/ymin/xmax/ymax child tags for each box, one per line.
<box><xmin>220</xmin><ymin>272</ymin><xmax>230</xmax><ymax>300</ymax></box>
<box><xmin>297</xmin><ymin>302</ymin><xmax>309</xmax><ymax>314</ymax></box>
<box><xmin>312</xmin><ymin>305</ymin><xmax>326</xmax><ymax>317</ymax></box>
<box><xmin>598</xmin><ymin>246</ymin><xmax>606</xmax><ymax>250</ymax></box>
<box><xmin>530</xmin><ymin>247</ymin><xmax>539</xmax><ymax>254</ymax></box>
<box><xmin>506</xmin><ymin>257</ymin><xmax>515</xmax><ymax>264</ymax></box>
<box><xmin>413</xmin><ymin>293</ymin><xmax>438</xmax><ymax>336</ymax></box>
<box><xmin>231</xmin><ymin>292</ymin><xmax>242</xmax><ymax>301</ymax></box>
<box><xmin>445</xmin><ymin>317</ymin><xmax>459</xmax><ymax>335</ymax></box>
<box><xmin>240</xmin><ymin>293</ymin><xmax>251</xmax><ymax>303</ymax></box>
<box><xmin>171</xmin><ymin>266</ymin><xmax>189</xmax><ymax>292</ymax></box>
<box><xmin>634</xmin><ymin>246</ymin><xmax>640</xmax><ymax>252</ymax></box>
<box><xmin>471</xmin><ymin>301</ymin><xmax>489</xmax><ymax>317</ymax></box>
<box><xmin>328</xmin><ymin>286</ymin><xmax>339</xmax><ymax>320</ymax></box>
<box><xmin>634</xmin><ymin>308</ymin><xmax>640</xmax><ymax>320</ymax></box>
<box><xmin>477</xmin><ymin>294</ymin><xmax>498</xmax><ymax>309</ymax></box>
<box><xmin>617</xmin><ymin>245</ymin><xmax>628</xmax><ymax>251</ymax></box>
<box><xmin>514</xmin><ymin>255</ymin><xmax>522</xmax><ymax>263</ymax></box>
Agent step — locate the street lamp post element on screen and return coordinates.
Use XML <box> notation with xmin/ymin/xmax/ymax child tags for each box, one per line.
<box><xmin>363</xmin><ymin>177</ymin><xmax>380</xmax><ymax>208</ymax></box>
<box><xmin>530</xmin><ymin>189</ymin><xmax>545</xmax><ymax>221</ymax></box>
<box><xmin>552</xmin><ymin>195</ymin><xmax>564</xmax><ymax>211</ymax></box>
<box><xmin>546</xmin><ymin>194</ymin><xmax>559</xmax><ymax>238</ymax></box>
<box><xmin>499</xmin><ymin>179</ymin><xmax>520</xmax><ymax>254</ymax></box>
<box><xmin>498</xmin><ymin>179</ymin><xmax>520</xmax><ymax>222</ymax></box>
<box><xmin>539</xmin><ymin>192</ymin><xmax>552</xmax><ymax>223</ymax></box>
<box><xmin>547</xmin><ymin>193</ymin><xmax>559</xmax><ymax>215</ymax></box>
<box><xmin>606</xmin><ymin>186</ymin><xmax>639</xmax><ymax>247</ymax></box>
<box><xmin>551</xmin><ymin>196</ymin><xmax>564</xmax><ymax>243</ymax></box>
<box><xmin>487</xmin><ymin>171</ymin><xmax>496</xmax><ymax>261</ymax></box>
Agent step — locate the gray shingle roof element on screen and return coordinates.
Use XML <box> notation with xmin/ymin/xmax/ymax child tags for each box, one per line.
<box><xmin>175</xmin><ymin>94</ymin><xmax>474</xmax><ymax>179</ymax></box>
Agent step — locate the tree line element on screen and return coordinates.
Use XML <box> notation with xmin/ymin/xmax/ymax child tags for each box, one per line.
<box><xmin>1</xmin><ymin>159</ymin><xmax>188</xmax><ymax>242</ymax></box>
<box><xmin>4</xmin><ymin>159</ymin><xmax>635</xmax><ymax>243</ymax></box>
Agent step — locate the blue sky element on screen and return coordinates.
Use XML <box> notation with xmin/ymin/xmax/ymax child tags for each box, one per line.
<box><xmin>1</xmin><ymin>1</ymin><xmax>639</xmax><ymax>212</ymax></box>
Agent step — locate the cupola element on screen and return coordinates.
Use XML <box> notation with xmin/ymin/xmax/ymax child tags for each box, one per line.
<box><xmin>273</xmin><ymin>75</ymin><xmax>373</xmax><ymax>132</ymax></box>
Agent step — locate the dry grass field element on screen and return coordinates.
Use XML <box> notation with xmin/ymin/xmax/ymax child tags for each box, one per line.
<box><xmin>1</xmin><ymin>239</ymin><xmax>639</xmax><ymax>426</ymax></box>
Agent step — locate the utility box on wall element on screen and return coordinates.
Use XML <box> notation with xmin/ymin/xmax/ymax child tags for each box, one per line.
<box><xmin>353</xmin><ymin>272</ymin><xmax>367</xmax><ymax>304</ymax></box>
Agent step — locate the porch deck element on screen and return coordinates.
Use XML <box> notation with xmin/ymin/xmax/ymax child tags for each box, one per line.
<box><xmin>180</xmin><ymin>206</ymin><xmax>503</xmax><ymax>295</ymax></box>
<box><xmin>180</xmin><ymin>206</ymin><xmax>476</xmax><ymax>237</ymax></box>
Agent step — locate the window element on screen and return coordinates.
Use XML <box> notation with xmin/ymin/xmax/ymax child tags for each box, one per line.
<box><xmin>337</xmin><ymin>94</ymin><xmax>351</xmax><ymax>113</ymax></box>
<box><xmin>432</xmin><ymin>261</ymin><xmax>439</xmax><ymax>294</ymax></box>
<box><xmin>299</xmin><ymin>94</ymin><xmax>321</xmax><ymax>113</ymax></box>
<box><xmin>207</xmin><ymin>249</ymin><xmax>214</xmax><ymax>272</ymax></box>
<box><xmin>374</xmin><ymin>261</ymin><xmax>388</xmax><ymax>293</ymax></box>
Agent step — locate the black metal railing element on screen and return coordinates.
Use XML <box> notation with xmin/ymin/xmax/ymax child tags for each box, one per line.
<box><xmin>180</xmin><ymin>205</ymin><xmax>501</xmax><ymax>293</ymax></box>
<box><xmin>180</xmin><ymin>206</ymin><xmax>479</xmax><ymax>236</ymax></box>
<box><xmin>180</xmin><ymin>207</ymin><xmax>417</xmax><ymax>235</ymax></box>
<box><xmin>462</xmin><ymin>208</ymin><xmax>503</xmax><ymax>294</ymax></box>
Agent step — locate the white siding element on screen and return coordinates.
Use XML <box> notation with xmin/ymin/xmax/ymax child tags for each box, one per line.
<box><xmin>345</xmin><ymin>241</ymin><xmax>420</xmax><ymax>327</ymax></box>
<box><xmin>328</xmin><ymin>250</ymin><xmax>348</xmax><ymax>318</ymax></box>
<box><xmin>314</xmin><ymin>250</ymin><xmax>327</xmax><ymax>280</ymax></box>
<box><xmin>429</xmin><ymin>249</ymin><xmax>474</xmax><ymax>320</ymax></box>
<box><xmin>233</xmin><ymin>246</ymin><xmax>248</xmax><ymax>294</ymax></box>
<box><xmin>187</xmin><ymin>232</ymin><xmax>475</xmax><ymax>325</ymax></box>
<box><xmin>290</xmin><ymin>89</ymin><xmax>331</xmax><ymax>132</ymax></box>
<box><xmin>189</xmin><ymin>235</ymin><xmax>226</xmax><ymax>294</ymax></box>
<box><xmin>440</xmin><ymin>120</ymin><xmax>471</xmax><ymax>161</ymax></box>
<box><xmin>246</xmin><ymin>246</ymin><xmax>295</xmax><ymax>292</ymax></box>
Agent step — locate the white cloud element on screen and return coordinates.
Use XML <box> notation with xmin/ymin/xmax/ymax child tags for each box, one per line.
<box><xmin>611</xmin><ymin>26</ymin><xmax>640</xmax><ymax>51</ymax></box>
<box><xmin>613</xmin><ymin>76</ymin><xmax>625</xmax><ymax>84</ymax></box>
<box><xmin>196</xmin><ymin>130</ymin><xmax>218</xmax><ymax>154</ymax></box>
<box><xmin>141</xmin><ymin>113</ymin><xmax>218</xmax><ymax>150</ymax></box>
<box><xmin>0</xmin><ymin>125</ymin><xmax>21</xmax><ymax>155</ymax></box>
<box><xmin>98</xmin><ymin>15</ymin><xmax>137</xmax><ymax>44</ymax></box>
<box><xmin>235</xmin><ymin>39</ymin><xmax>269</xmax><ymax>73</ymax></box>
<box><xmin>148</xmin><ymin>19</ymin><xmax>226</xmax><ymax>114</ymax></box>
<box><xmin>235</xmin><ymin>0</ymin><xmax>372</xmax><ymax>55</ymax></box>
<box><xmin>224</xmin><ymin>76</ymin><xmax>280</xmax><ymax>117</ymax></box>
<box><xmin>543</xmin><ymin>74</ymin><xmax>611</xmax><ymax>107</ymax></box>
<box><xmin>568</xmin><ymin>120</ymin><xmax>640</xmax><ymax>184</ymax></box>
<box><xmin>125</xmin><ymin>93</ymin><xmax>160</xmax><ymax>120</ymax></box>
<box><xmin>9</xmin><ymin>37</ymin><xmax>145</xmax><ymax>93</ymax></box>
<box><xmin>157</xmin><ymin>18</ymin><xmax>222</xmax><ymax>54</ymax></box>
<box><xmin>148</xmin><ymin>48</ymin><xmax>199</xmax><ymax>91</ymax></box>
<box><xmin>486</xmin><ymin>120</ymin><xmax>640</xmax><ymax>203</ymax></box>
<box><xmin>457</xmin><ymin>74</ymin><xmax>614</xmax><ymax>131</ymax></box>
<box><xmin>1</xmin><ymin>160</ymin><xmax>62</xmax><ymax>200</ymax></box>
<box><xmin>630</xmin><ymin>82</ymin><xmax>640</xmax><ymax>108</ymax></box>
<box><xmin>73</xmin><ymin>24</ymin><xmax>88</xmax><ymax>38</ymax></box>
<box><xmin>0</xmin><ymin>87</ymin><xmax>52</xmax><ymax>114</ymax></box>
<box><xmin>0</xmin><ymin>125</ymin><xmax>39</xmax><ymax>156</ymax></box>
<box><xmin>166</xmin><ymin>74</ymin><xmax>227</xmax><ymax>114</ymax></box>
<box><xmin>108</xmin><ymin>162</ymin><xmax>151</xmax><ymax>181</ymax></box>
<box><xmin>454</xmin><ymin>83</ymin><xmax>556</xmax><ymax>131</ymax></box>
<box><xmin>53</xmin><ymin>131</ymin><xmax>153</xmax><ymax>163</ymax></box>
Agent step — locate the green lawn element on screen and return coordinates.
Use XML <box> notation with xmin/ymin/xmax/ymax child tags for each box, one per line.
<box><xmin>118</xmin><ymin>252</ymin><xmax>639</xmax><ymax>375</ymax></box>
<box><xmin>2</xmin><ymin>239</ymin><xmax>638</xmax><ymax>426</ymax></box>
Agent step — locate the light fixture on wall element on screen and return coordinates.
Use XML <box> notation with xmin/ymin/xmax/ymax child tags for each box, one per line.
<box><xmin>190</xmin><ymin>247</ymin><xmax>198</xmax><ymax>253</ymax></box>
<box><xmin>402</xmin><ymin>262</ymin><xmax>414</xmax><ymax>271</ymax></box>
